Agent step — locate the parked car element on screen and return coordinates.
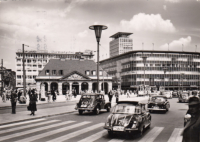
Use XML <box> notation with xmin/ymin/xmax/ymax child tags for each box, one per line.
<box><xmin>147</xmin><ymin>95</ymin><xmax>170</xmax><ymax>112</ymax></box>
<box><xmin>75</xmin><ymin>93</ymin><xmax>111</xmax><ymax>115</ymax></box>
<box><xmin>178</xmin><ymin>92</ymin><xmax>189</xmax><ymax>103</ymax></box>
<box><xmin>172</xmin><ymin>91</ymin><xmax>178</xmax><ymax>98</ymax></box>
<box><xmin>104</xmin><ymin>98</ymin><xmax>151</xmax><ymax>136</ymax></box>
<box><xmin>160</xmin><ymin>91</ymin><xmax>172</xmax><ymax>99</ymax></box>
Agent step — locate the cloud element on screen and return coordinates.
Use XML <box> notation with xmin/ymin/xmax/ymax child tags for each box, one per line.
<box><xmin>165</xmin><ymin>0</ymin><xmax>180</xmax><ymax>3</ymax></box>
<box><xmin>163</xmin><ymin>5</ymin><xmax>167</xmax><ymax>10</ymax></box>
<box><xmin>160</xmin><ymin>36</ymin><xmax>192</xmax><ymax>50</ymax></box>
<box><xmin>78</xmin><ymin>30</ymin><xmax>88</xmax><ymax>38</ymax></box>
<box><xmin>120</xmin><ymin>13</ymin><xmax>176</xmax><ymax>33</ymax></box>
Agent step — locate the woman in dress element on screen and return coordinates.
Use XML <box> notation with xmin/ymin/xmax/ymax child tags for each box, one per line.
<box><xmin>29</xmin><ymin>89</ymin><xmax>37</xmax><ymax>115</ymax></box>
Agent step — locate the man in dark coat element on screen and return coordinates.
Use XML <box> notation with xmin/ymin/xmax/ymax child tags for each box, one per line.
<box><xmin>28</xmin><ymin>89</ymin><xmax>37</xmax><ymax>115</ymax></box>
<box><xmin>182</xmin><ymin>96</ymin><xmax>200</xmax><ymax>142</ymax></box>
<box><xmin>51</xmin><ymin>89</ymin><xmax>56</xmax><ymax>101</ymax></box>
<box><xmin>11</xmin><ymin>89</ymin><xmax>18</xmax><ymax>114</ymax></box>
<box><xmin>73</xmin><ymin>88</ymin><xmax>77</xmax><ymax>98</ymax></box>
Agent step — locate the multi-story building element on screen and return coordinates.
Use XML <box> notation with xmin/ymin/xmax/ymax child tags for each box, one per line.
<box><xmin>109</xmin><ymin>32</ymin><xmax>133</xmax><ymax>58</ymax></box>
<box><xmin>100</xmin><ymin>50</ymin><xmax>200</xmax><ymax>91</ymax></box>
<box><xmin>16</xmin><ymin>49</ymin><xmax>94</xmax><ymax>88</ymax></box>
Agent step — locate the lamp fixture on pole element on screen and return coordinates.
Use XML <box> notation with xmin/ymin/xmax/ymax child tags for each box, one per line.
<box><xmin>89</xmin><ymin>25</ymin><xmax>107</xmax><ymax>92</ymax></box>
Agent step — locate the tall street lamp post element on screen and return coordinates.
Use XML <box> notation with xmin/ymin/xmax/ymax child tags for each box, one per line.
<box><xmin>89</xmin><ymin>25</ymin><xmax>107</xmax><ymax>92</ymax></box>
<box><xmin>141</xmin><ymin>56</ymin><xmax>148</xmax><ymax>91</ymax></box>
<box><xmin>181</xmin><ymin>73</ymin><xmax>185</xmax><ymax>91</ymax></box>
<box><xmin>163</xmin><ymin>67</ymin><xmax>168</xmax><ymax>90</ymax></box>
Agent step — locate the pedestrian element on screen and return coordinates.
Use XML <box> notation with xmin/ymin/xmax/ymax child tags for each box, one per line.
<box><xmin>47</xmin><ymin>91</ymin><xmax>51</xmax><ymax>103</ymax></box>
<box><xmin>10</xmin><ymin>89</ymin><xmax>18</xmax><ymax>114</ymax></box>
<box><xmin>108</xmin><ymin>90</ymin><xmax>113</xmax><ymax>102</ymax></box>
<box><xmin>115</xmin><ymin>90</ymin><xmax>119</xmax><ymax>103</ymax></box>
<box><xmin>2</xmin><ymin>90</ymin><xmax>6</xmax><ymax>102</ymax></box>
<box><xmin>51</xmin><ymin>89</ymin><xmax>56</xmax><ymax>102</ymax></box>
<box><xmin>182</xmin><ymin>96</ymin><xmax>200</xmax><ymax>142</ymax></box>
<box><xmin>73</xmin><ymin>88</ymin><xmax>77</xmax><ymax>98</ymax></box>
<box><xmin>18</xmin><ymin>90</ymin><xmax>22</xmax><ymax>101</ymax></box>
<box><xmin>28</xmin><ymin>89</ymin><xmax>37</xmax><ymax>115</ymax></box>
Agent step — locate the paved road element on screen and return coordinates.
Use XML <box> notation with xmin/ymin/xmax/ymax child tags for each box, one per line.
<box><xmin>0</xmin><ymin>97</ymin><xmax>188</xmax><ymax>142</ymax></box>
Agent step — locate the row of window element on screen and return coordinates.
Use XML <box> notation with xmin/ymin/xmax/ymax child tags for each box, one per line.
<box><xmin>17</xmin><ymin>75</ymin><xmax>36</xmax><ymax>79</ymax></box>
<box><xmin>17</xmin><ymin>70</ymin><xmax>38</xmax><ymax>72</ymax></box>
<box><xmin>17</xmin><ymin>64</ymin><xmax>43</xmax><ymax>68</ymax></box>
<box><xmin>17</xmin><ymin>82</ymin><xmax>36</xmax><ymax>85</ymax></box>
<box><xmin>45</xmin><ymin>70</ymin><xmax>103</xmax><ymax>76</ymax></box>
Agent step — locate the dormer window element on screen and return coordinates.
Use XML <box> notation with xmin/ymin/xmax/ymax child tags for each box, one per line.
<box><xmin>92</xmin><ymin>70</ymin><xmax>96</xmax><ymax>75</ymax></box>
<box><xmin>99</xmin><ymin>71</ymin><xmax>103</xmax><ymax>76</ymax></box>
<box><xmin>45</xmin><ymin>70</ymin><xmax>50</xmax><ymax>75</ymax></box>
<box><xmin>52</xmin><ymin>70</ymin><xmax>56</xmax><ymax>75</ymax></box>
<box><xmin>85</xmin><ymin>70</ymin><xmax>90</xmax><ymax>75</ymax></box>
<box><xmin>59</xmin><ymin>70</ymin><xmax>63</xmax><ymax>75</ymax></box>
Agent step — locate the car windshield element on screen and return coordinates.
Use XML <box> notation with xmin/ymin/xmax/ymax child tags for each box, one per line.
<box><xmin>81</xmin><ymin>95</ymin><xmax>95</xmax><ymax>101</ymax></box>
<box><xmin>113</xmin><ymin>104</ymin><xmax>141</xmax><ymax>114</ymax></box>
<box><xmin>151</xmin><ymin>97</ymin><xmax>165</xmax><ymax>102</ymax></box>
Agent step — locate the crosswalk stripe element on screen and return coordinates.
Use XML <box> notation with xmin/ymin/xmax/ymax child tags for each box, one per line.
<box><xmin>0</xmin><ymin>118</ymin><xmax>46</xmax><ymax>129</ymax></box>
<box><xmin>15</xmin><ymin>121</ymin><xmax>91</xmax><ymax>142</ymax></box>
<box><xmin>0</xmin><ymin>120</ymin><xmax>59</xmax><ymax>135</ymax></box>
<box><xmin>138</xmin><ymin>127</ymin><xmax>164</xmax><ymax>142</ymax></box>
<box><xmin>0</xmin><ymin>120</ymin><xmax>75</xmax><ymax>141</ymax></box>
<box><xmin>167</xmin><ymin>128</ymin><xmax>183</xmax><ymax>142</ymax></box>
<box><xmin>78</xmin><ymin>130</ymin><xmax>106</xmax><ymax>142</ymax></box>
<box><xmin>47</xmin><ymin>123</ymin><xmax>104</xmax><ymax>142</ymax></box>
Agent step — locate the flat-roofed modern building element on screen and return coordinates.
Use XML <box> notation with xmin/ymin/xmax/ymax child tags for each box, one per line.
<box><xmin>109</xmin><ymin>32</ymin><xmax>133</xmax><ymax>58</ymax></box>
<box><xmin>100</xmin><ymin>50</ymin><xmax>200</xmax><ymax>90</ymax></box>
<box><xmin>16</xmin><ymin>49</ymin><xmax>94</xmax><ymax>88</ymax></box>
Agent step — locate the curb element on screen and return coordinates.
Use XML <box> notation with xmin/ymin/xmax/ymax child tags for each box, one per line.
<box><xmin>0</xmin><ymin>110</ymin><xmax>77</xmax><ymax>126</ymax></box>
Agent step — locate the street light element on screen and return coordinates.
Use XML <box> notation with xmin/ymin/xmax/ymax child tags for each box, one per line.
<box><xmin>89</xmin><ymin>25</ymin><xmax>107</xmax><ymax>92</ymax></box>
<box><xmin>141</xmin><ymin>56</ymin><xmax>148</xmax><ymax>93</ymax></box>
<box><xmin>163</xmin><ymin>67</ymin><xmax>168</xmax><ymax>90</ymax></box>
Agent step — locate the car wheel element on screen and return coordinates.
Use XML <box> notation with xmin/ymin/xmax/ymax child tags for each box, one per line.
<box><xmin>78</xmin><ymin>110</ymin><xmax>83</xmax><ymax>115</ymax></box>
<box><xmin>95</xmin><ymin>107</ymin><xmax>100</xmax><ymax>115</ymax></box>
<box><xmin>107</xmin><ymin>106</ymin><xmax>111</xmax><ymax>112</ymax></box>
<box><xmin>108</xmin><ymin>131</ymin><xmax>113</xmax><ymax>136</ymax></box>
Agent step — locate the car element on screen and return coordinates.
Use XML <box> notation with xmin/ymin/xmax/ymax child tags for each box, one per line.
<box><xmin>178</xmin><ymin>92</ymin><xmax>189</xmax><ymax>103</ymax></box>
<box><xmin>75</xmin><ymin>93</ymin><xmax>111</xmax><ymax>115</ymax></box>
<box><xmin>161</xmin><ymin>91</ymin><xmax>172</xmax><ymax>99</ymax></box>
<box><xmin>104</xmin><ymin>98</ymin><xmax>151</xmax><ymax>136</ymax></box>
<box><xmin>172</xmin><ymin>91</ymin><xmax>178</xmax><ymax>98</ymax></box>
<box><xmin>147</xmin><ymin>95</ymin><xmax>170</xmax><ymax>112</ymax></box>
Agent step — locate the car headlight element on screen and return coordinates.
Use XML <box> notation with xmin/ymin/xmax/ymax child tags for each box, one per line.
<box><xmin>132</xmin><ymin>124</ymin><xmax>136</xmax><ymax>128</ymax></box>
<box><xmin>124</xmin><ymin>121</ymin><xmax>129</xmax><ymax>127</ymax></box>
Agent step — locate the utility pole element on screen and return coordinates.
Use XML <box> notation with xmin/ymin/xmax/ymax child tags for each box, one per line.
<box><xmin>22</xmin><ymin>44</ymin><xmax>29</xmax><ymax>97</ymax></box>
<box><xmin>0</xmin><ymin>59</ymin><xmax>3</xmax><ymax>97</ymax></box>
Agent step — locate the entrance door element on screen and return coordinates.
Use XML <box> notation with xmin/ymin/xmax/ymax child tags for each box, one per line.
<box><xmin>72</xmin><ymin>82</ymin><xmax>79</xmax><ymax>94</ymax></box>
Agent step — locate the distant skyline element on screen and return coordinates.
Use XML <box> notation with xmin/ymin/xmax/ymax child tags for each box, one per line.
<box><xmin>0</xmin><ymin>0</ymin><xmax>200</xmax><ymax>71</ymax></box>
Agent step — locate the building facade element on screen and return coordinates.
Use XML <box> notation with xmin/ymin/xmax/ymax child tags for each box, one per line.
<box><xmin>109</xmin><ymin>32</ymin><xmax>133</xmax><ymax>58</ymax></box>
<box><xmin>100</xmin><ymin>50</ymin><xmax>200</xmax><ymax>90</ymax></box>
<box><xmin>35</xmin><ymin>59</ymin><xmax>112</xmax><ymax>95</ymax></box>
<box><xmin>16</xmin><ymin>49</ymin><xmax>94</xmax><ymax>88</ymax></box>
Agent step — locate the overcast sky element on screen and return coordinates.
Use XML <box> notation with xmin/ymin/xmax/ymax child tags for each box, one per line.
<box><xmin>0</xmin><ymin>0</ymin><xmax>200</xmax><ymax>71</ymax></box>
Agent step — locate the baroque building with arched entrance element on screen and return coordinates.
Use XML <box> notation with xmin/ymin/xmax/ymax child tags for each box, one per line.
<box><xmin>35</xmin><ymin>59</ymin><xmax>112</xmax><ymax>95</ymax></box>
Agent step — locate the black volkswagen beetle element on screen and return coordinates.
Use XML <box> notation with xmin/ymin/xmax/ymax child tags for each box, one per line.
<box><xmin>147</xmin><ymin>95</ymin><xmax>170</xmax><ymax>112</ymax></box>
<box><xmin>75</xmin><ymin>93</ymin><xmax>111</xmax><ymax>115</ymax></box>
<box><xmin>104</xmin><ymin>98</ymin><xmax>151</xmax><ymax>136</ymax></box>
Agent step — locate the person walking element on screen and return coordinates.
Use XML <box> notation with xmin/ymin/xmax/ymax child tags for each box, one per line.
<box><xmin>28</xmin><ymin>89</ymin><xmax>37</xmax><ymax>116</ymax></box>
<box><xmin>108</xmin><ymin>90</ymin><xmax>112</xmax><ymax>102</ymax></box>
<box><xmin>182</xmin><ymin>96</ymin><xmax>200</xmax><ymax>142</ymax></box>
<box><xmin>10</xmin><ymin>89</ymin><xmax>18</xmax><ymax>114</ymax></box>
<box><xmin>73</xmin><ymin>88</ymin><xmax>77</xmax><ymax>98</ymax></box>
<box><xmin>115</xmin><ymin>90</ymin><xmax>119</xmax><ymax>103</ymax></box>
<box><xmin>66</xmin><ymin>90</ymin><xmax>69</xmax><ymax>101</ymax></box>
<box><xmin>126</xmin><ymin>90</ymin><xmax>130</xmax><ymax>98</ymax></box>
<box><xmin>2</xmin><ymin>90</ymin><xmax>6</xmax><ymax>102</ymax></box>
<box><xmin>51</xmin><ymin>89</ymin><xmax>56</xmax><ymax>102</ymax></box>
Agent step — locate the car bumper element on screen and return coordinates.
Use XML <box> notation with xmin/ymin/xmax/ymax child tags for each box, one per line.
<box><xmin>148</xmin><ymin>108</ymin><xmax>167</xmax><ymax>111</ymax></box>
<box><xmin>76</xmin><ymin>108</ymin><xmax>94</xmax><ymax>111</ymax></box>
<box><xmin>104</xmin><ymin>126</ymin><xmax>138</xmax><ymax>132</ymax></box>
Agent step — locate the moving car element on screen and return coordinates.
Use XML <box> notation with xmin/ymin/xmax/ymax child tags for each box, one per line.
<box><xmin>161</xmin><ymin>91</ymin><xmax>172</xmax><ymax>99</ymax></box>
<box><xmin>147</xmin><ymin>95</ymin><xmax>170</xmax><ymax>112</ymax></box>
<box><xmin>178</xmin><ymin>92</ymin><xmax>189</xmax><ymax>103</ymax></box>
<box><xmin>75</xmin><ymin>93</ymin><xmax>111</xmax><ymax>115</ymax></box>
<box><xmin>104</xmin><ymin>98</ymin><xmax>151</xmax><ymax>136</ymax></box>
<box><xmin>172</xmin><ymin>91</ymin><xmax>178</xmax><ymax>98</ymax></box>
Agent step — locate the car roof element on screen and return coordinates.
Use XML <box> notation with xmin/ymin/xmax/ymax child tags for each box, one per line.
<box><xmin>117</xmin><ymin>97</ymin><xmax>149</xmax><ymax>105</ymax></box>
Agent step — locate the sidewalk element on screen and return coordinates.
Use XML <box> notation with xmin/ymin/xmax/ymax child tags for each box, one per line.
<box><xmin>0</xmin><ymin>94</ymin><xmax>141</xmax><ymax>126</ymax></box>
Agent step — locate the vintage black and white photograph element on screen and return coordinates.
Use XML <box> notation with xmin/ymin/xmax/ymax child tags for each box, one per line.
<box><xmin>0</xmin><ymin>0</ymin><xmax>200</xmax><ymax>141</ymax></box>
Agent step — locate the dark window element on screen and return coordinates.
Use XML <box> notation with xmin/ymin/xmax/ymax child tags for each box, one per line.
<box><xmin>52</xmin><ymin>70</ymin><xmax>56</xmax><ymax>75</ymax></box>
<box><xmin>59</xmin><ymin>70</ymin><xmax>63</xmax><ymax>75</ymax></box>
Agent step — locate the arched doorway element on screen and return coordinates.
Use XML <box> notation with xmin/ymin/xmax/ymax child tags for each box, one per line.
<box><xmin>62</xmin><ymin>82</ymin><xmax>69</xmax><ymax>95</ymax></box>
<box><xmin>81</xmin><ymin>82</ymin><xmax>88</xmax><ymax>92</ymax></box>
<box><xmin>51</xmin><ymin>82</ymin><xmax>58</xmax><ymax>91</ymax></box>
<box><xmin>42</xmin><ymin>82</ymin><xmax>48</xmax><ymax>91</ymax></box>
<box><xmin>101</xmin><ymin>82</ymin><xmax>108</xmax><ymax>94</ymax></box>
<box><xmin>92</xmin><ymin>82</ymin><xmax>97</xmax><ymax>93</ymax></box>
<box><xmin>72</xmin><ymin>82</ymin><xmax>79</xmax><ymax>94</ymax></box>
